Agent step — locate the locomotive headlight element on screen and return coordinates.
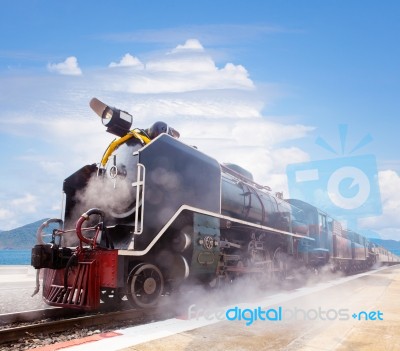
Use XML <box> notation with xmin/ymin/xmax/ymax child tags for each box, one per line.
<box><xmin>90</xmin><ymin>97</ymin><xmax>133</xmax><ymax>137</ymax></box>
<box><xmin>101</xmin><ymin>107</ymin><xmax>114</xmax><ymax>126</ymax></box>
<box><xmin>100</xmin><ymin>107</ymin><xmax>133</xmax><ymax>137</ymax></box>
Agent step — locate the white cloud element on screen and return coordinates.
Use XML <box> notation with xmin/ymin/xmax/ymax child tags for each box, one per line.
<box><xmin>0</xmin><ymin>208</ymin><xmax>13</xmax><ymax>220</ymax></box>
<box><xmin>359</xmin><ymin>170</ymin><xmax>400</xmax><ymax>239</ymax></box>
<box><xmin>171</xmin><ymin>39</ymin><xmax>204</xmax><ymax>53</ymax></box>
<box><xmin>146</xmin><ymin>55</ymin><xmax>216</xmax><ymax>73</ymax></box>
<box><xmin>127</xmin><ymin>93</ymin><xmax>263</xmax><ymax>120</ymax></box>
<box><xmin>109</xmin><ymin>53</ymin><xmax>144</xmax><ymax>68</ymax></box>
<box><xmin>0</xmin><ymin>193</ymin><xmax>42</xmax><ymax>230</ymax></box>
<box><xmin>11</xmin><ymin>193</ymin><xmax>38</xmax><ymax>213</ymax></box>
<box><xmin>39</xmin><ymin>160</ymin><xmax>66</xmax><ymax>177</ymax></box>
<box><xmin>47</xmin><ymin>56</ymin><xmax>82</xmax><ymax>76</ymax></box>
<box><xmin>117</xmin><ymin>40</ymin><xmax>254</xmax><ymax>92</ymax></box>
<box><xmin>231</xmin><ymin>120</ymin><xmax>313</xmax><ymax>147</ymax></box>
<box><xmin>108</xmin><ymin>64</ymin><xmax>254</xmax><ymax>94</ymax></box>
<box><xmin>1</xmin><ymin>39</ymin><xmax>313</xmax><ymax>230</ymax></box>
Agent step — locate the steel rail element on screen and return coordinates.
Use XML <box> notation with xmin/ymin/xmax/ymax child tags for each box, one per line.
<box><xmin>0</xmin><ymin>307</ymin><xmax>85</xmax><ymax>326</ymax></box>
<box><xmin>0</xmin><ymin>307</ymin><xmax>166</xmax><ymax>345</ymax></box>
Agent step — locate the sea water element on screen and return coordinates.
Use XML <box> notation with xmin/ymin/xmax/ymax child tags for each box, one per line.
<box><xmin>0</xmin><ymin>250</ymin><xmax>31</xmax><ymax>265</ymax></box>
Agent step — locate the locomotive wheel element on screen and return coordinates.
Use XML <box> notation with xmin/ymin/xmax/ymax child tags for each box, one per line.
<box><xmin>127</xmin><ymin>263</ymin><xmax>164</xmax><ymax>308</ymax></box>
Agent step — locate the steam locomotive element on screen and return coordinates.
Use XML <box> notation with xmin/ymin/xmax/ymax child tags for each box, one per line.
<box><xmin>31</xmin><ymin>98</ymin><xmax>399</xmax><ymax>310</ymax></box>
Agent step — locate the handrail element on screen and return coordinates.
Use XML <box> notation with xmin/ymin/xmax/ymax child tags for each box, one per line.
<box><xmin>36</xmin><ymin>218</ymin><xmax>64</xmax><ymax>245</ymax></box>
<box><xmin>75</xmin><ymin>208</ymin><xmax>105</xmax><ymax>247</ymax></box>
<box><xmin>133</xmin><ymin>163</ymin><xmax>146</xmax><ymax>235</ymax></box>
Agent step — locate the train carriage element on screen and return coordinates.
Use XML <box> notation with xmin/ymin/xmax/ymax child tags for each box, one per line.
<box><xmin>286</xmin><ymin>200</ymin><xmax>375</xmax><ymax>272</ymax></box>
<box><xmin>286</xmin><ymin>199</ymin><xmax>336</xmax><ymax>267</ymax></box>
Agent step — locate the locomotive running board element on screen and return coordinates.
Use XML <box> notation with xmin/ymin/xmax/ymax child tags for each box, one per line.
<box><xmin>118</xmin><ymin>205</ymin><xmax>314</xmax><ymax>257</ymax></box>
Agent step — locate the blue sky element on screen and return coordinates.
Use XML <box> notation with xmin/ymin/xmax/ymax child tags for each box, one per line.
<box><xmin>1</xmin><ymin>1</ymin><xmax>399</xmax><ymax>239</ymax></box>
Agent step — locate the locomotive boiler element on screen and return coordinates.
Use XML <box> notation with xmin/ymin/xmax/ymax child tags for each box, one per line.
<box><xmin>31</xmin><ymin>98</ymin><xmax>399</xmax><ymax>310</ymax></box>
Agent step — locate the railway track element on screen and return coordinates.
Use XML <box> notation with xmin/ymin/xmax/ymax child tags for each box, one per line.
<box><xmin>0</xmin><ymin>307</ymin><xmax>172</xmax><ymax>346</ymax></box>
<box><xmin>0</xmin><ymin>307</ymin><xmax>83</xmax><ymax>326</ymax></box>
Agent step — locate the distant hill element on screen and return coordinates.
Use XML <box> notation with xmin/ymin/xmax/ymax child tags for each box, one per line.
<box><xmin>0</xmin><ymin>219</ymin><xmax>49</xmax><ymax>250</ymax></box>
<box><xmin>370</xmin><ymin>238</ymin><xmax>400</xmax><ymax>256</ymax></box>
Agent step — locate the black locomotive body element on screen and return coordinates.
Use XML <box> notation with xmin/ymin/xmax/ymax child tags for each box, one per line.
<box><xmin>31</xmin><ymin>98</ymin><xmax>399</xmax><ymax>310</ymax></box>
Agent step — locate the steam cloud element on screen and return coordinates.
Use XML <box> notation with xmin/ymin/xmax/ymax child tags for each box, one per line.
<box><xmin>71</xmin><ymin>175</ymin><xmax>137</xmax><ymax>223</ymax></box>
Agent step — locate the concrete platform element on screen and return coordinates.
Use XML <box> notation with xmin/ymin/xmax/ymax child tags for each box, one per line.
<box><xmin>31</xmin><ymin>265</ymin><xmax>400</xmax><ymax>351</ymax></box>
<box><xmin>0</xmin><ymin>265</ymin><xmax>46</xmax><ymax>314</ymax></box>
<box><xmin>0</xmin><ymin>265</ymin><xmax>36</xmax><ymax>283</ymax></box>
